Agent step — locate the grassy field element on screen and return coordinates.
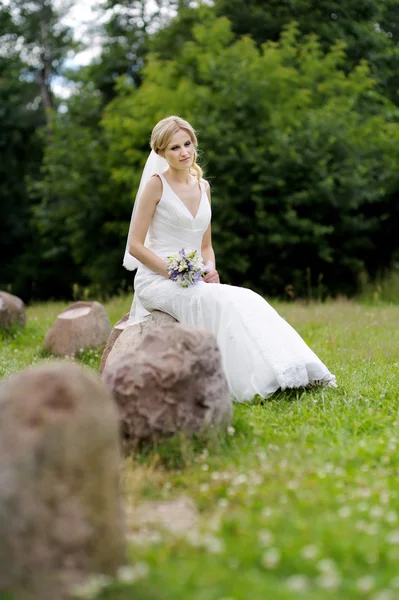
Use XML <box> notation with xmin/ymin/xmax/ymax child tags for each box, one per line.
<box><xmin>1</xmin><ymin>297</ymin><xmax>399</xmax><ymax>600</ymax></box>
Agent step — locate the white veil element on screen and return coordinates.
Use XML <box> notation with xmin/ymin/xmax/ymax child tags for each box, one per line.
<box><xmin>123</xmin><ymin>149</ymin><xmax>169</xmax><ymax>323</ymax></box>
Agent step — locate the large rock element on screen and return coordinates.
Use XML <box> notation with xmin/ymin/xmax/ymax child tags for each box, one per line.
<box><xmin>99</xmin><ymin>312</ymin><xmax>130</xmax><ymax>375</ymax></box>
<box><xmin>0</xmin><ymin>291</ymin><xmax>26</xmax><ymax>330</ymax></box>
<box><xmin>0</xmin><ymin>361</ymin><xmax>125</xmax><ymax>600</ymax></box>
<box><xmin>103</xmin><ymin>324</ymin><xmax>232</xmax><ymax>452</ymax></box>
<box><xmin>103</xmin><ymin>309</ymin><xmax>177</xmax><ymax>373</ymax></box>
<box><xmin>44</xmin><ymin>301</ymin><xmax>111</xmax><ymax>356</ymax></box>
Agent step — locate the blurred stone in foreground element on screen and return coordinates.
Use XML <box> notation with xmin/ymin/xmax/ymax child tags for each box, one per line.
<box><xmin>103</xmin><ymin>324</ymin><xmax>232</xmax><ymax>453</ymax></box>
<box><xmin>103</xmin><ymin>309</ymin><xmax>177</xmax><ymax>373</ymax></box>
<box><xmin>99</xmin><ymin>312</ymin><xmax>130</xmax><ymax>374</ymax></box>
<box><xmin>0</xmin><ymin>291</ymin><xmax>26</xmax><ymax>330</ymax></box>
<box><xmin>44</xmin><ymin>301</ymin><xmax>111</xmax><ymax>356</ymax></box>
<box><xmin>0</xmin><ymin>361</ymin><xmax>125</xmax><ymax>600</ymax></box>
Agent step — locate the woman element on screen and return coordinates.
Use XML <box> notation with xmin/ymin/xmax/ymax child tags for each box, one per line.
<box><xmin>124</xmin><ymin>116</ymin><xmax>336</xmax><ymax>402</ymax></box>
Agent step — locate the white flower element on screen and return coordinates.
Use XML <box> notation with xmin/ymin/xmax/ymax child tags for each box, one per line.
<box><xmin>261</xmin><ymin>548</ymin><xmax>281</xmax><ymax>569</ymax></box>
<box><xmin>385</xmin><ymin>511</ymin><xmax>397</xmax><ymax>524</ymax></box>
<box><xmin>258</xmin><ymin>529</ymin><xmax>274</xmax><ymax>547</ymax></box>
<box><xmin>316</xmin><ymin>572</ymin><xmax>341</xmax><ymax>591</ymax></box>
<box><xmin>356</xmin><ymin>575</ymin><xmax>375</xmax><ymax>593</ymax></box>
<box><xmin>71</xmin><ymin>574</ymin><xmax>112</xmax><ymax>599</ymax></box>
<box><xmin>285</xmin><ymin>575</ymin><xmax>310</xmax><ymax>592</ymax></box>
<box><xmin>338</xmin><ymin>506</ymin><xmax>351</xmax><ymax>518</ymax></box>
<box><xmin>386</xmin><ymin>530</ymin><xmax>399</xmax><ymax>544</ymax></box>
<box><xmin>373</xmin><ymin>591</ymin><xmax>395</xmax><ymax>600</ymax></box>
<box><xmin>117</xmin><ymin>563</ymin><xmax>149</xmax><ymax>583</ymax></box>
<box><xmin>204</xmin><ymin>535</ymin><xmax>224</xmax><ymax>554</ymax></box>
<box><xmin>227</xmin><ymin>426</ymin><xmax>235</xmax><ymax>436</ymax></box>
<box><xmin>317</xmin><ymin>558</ymin><xmax>337</xmax><ymax>573</ymax></box>
<box><xmin>300</xmin><ymin>544</ymin><xmax>319</xmax><ymax>560</ymax></box>
<box><xmin>370</xmin><ymin>505</ymin><xmax>384</xmax><ymax>519</ymax></box>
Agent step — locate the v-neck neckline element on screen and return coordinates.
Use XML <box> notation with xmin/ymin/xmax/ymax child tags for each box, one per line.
<box><xmin>161</xmin><ymin>172</ymin><xmax>203</xmax><ymax>220</ymax></box>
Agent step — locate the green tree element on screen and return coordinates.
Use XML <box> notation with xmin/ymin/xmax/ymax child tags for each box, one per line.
<box><xmin>101</xmin><ymin>18</ymin><xmax>399</xmax><ymax>296</ymax></box>
<box><xmin>212</xmin><ymin>0</ymin><xmax>399</xmax><ymax>102</ymax></box>
<box><xmin>0</xmin><ymin>52</ymin><xmax>44</xmax><ymax>299</ymax></box>
<box><xmin>0</xmin><ymin>0</ymin><xmax>82</xmax><ymax>299</ymax></box>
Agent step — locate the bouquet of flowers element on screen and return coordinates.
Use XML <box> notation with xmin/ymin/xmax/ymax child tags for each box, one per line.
<box><xmin>167</xmin><ymin>248</ymin><xmax>213</xmax><ymax>288</ymax></box>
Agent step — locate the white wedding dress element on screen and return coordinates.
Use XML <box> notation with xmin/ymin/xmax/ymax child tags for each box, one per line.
<box><xmin>133</xmin><ymin>173</ymin><xmax>336</xmax><ymax>402</ymax></box>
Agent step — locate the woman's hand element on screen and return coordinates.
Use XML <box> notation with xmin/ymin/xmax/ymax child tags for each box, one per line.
<box><xmin>202</xmin><ymin>268</ymin><xmax>220</xmax><ymax>284</ymax></box>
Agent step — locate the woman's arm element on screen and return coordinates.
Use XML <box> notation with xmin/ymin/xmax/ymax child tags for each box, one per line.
<box><xmin>201</xmin><ymin>181</ymin><xmax>219</xmax><ymax>283</ymax></box>
<box><xmin>128</xmin><ymin>176</ymin><xmax>169</xmax><ymax>278</ymax></box>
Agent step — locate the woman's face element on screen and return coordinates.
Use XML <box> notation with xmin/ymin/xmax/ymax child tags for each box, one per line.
<box><xmin>162</xmin><ymin>129</ymin><xmax>194</xmax><ymax>170</ymax></box>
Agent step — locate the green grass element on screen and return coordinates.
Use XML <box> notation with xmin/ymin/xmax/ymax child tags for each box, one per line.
<box><xmin>2</xmin><ymin>297</ymin><xmax>399</xmax><ymax>600</ymax></box>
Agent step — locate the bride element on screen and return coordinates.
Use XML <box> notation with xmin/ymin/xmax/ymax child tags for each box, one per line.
<box><xmin>124</xmin><ymin>116</ymin><xmax>336</xmax><ymax>402</ymax></box>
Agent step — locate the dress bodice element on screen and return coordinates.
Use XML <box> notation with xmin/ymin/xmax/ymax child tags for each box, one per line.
<box><xmin>145</xmin><ymin>172</ymin><xmax>211</xmax><ymax>259</ymax></box>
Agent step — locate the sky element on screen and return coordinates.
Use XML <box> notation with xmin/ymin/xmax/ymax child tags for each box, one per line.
<box><xmin>60</xmin><ymin>0</ymin><xmax>106</xmax><ymax>68</ymax></box>
<box><xmin>53</xmin><ymin>0</ymin><xmax>161</xmax><ymax>98</ymax></box>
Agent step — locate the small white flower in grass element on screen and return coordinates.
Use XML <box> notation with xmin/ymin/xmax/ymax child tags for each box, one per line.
<box><xmin>317</xmin><ymin>559</ymin><xmax>335</xmax><ymax>572</ymax></box>
<box><xmin>232</xmin><ymin>474</ymin><xmax>247</xmax><ymax>486</ymax></box>
<box><xmin>227</xmin><ymin>426</ymin><xmax>235</xmax><ymax>436</ymax></box>
<box><xmin>201</xmin><ymin>464</ymin><xmax>209</xmax><ymax>471</ymax></box>
<box><xmin>372</xmin><ymin>590</ymin><xmax>395</xmax><ymax>600</ymax></box>
<box><xmin>365</xmin><ymin>523</ymin><xmax>379</xmax><ymax>536</ymax></box>
<box><xmin>117</xmin><ymin>562</ymin><xmax>149</xmax><ymax>583</ymax></box>
<box><xmin>285</xmin><ymin>575</ymin><xmax>310</xmax><ymax>592</ymax></box>
<box><xmin>258</xmin><ymin>529</ymin><xmax>274</xmax><ymax>547</ymax></box>
<box><xmin>356</xmin><ymin>575</ymin><xmax>375</xmax><ymax>593</ymax></box>
<box><xmin>217</xmin><ymin>498</ymin><xmax>228</xmax><ymax>508</ymax></box>
<box><xmin>287</xmin><ymin>480</ymin><xmax>298</xmax><ymax>490</ymax></box>
<box><xmin>316</xmin><ymin>572</ymin><xmax>341</xmax><ymax>591</ymax></box>
<box><xmin>261</xmin><ymin>548</ymin><xmax>280</xmax><ymax>569</ymax></box>
<box><xmin>300</xmin><ymin>544</ymin><xmax>319</xmax><ymax>560</ymax></box>
<box><xmin>386</xmin><ymin>511</ymin><xmax>397</xmax><ymax>524</ymax></box>
<box><xmin>71</xmin><ymin>574</ymin><xmax>112</xmax><ymax>599</ymax></box>
<box><xmin>358</xmin><ymin>487</ymin><xmax>372</xmax><ymax>499</ymax></box>
<box><xmin>204</xmin><ymin>535</ymin><xmax>224</xmax><ymax>554</ymax></box>
<box><xmin>386</xmin><ymin>530</ymin><xmax>399</xmax><ymax>544</ymax></box>
<box><xmin>358</xmin><ymin>502</ymin><xmax>369</xmax><ymax>513</ymax></box>
<box><xmin>199</xmin><ymin>483</ymin><xmax>209</xmax><ymax>493</ymax></box>
<box><xmin>338</xmin><ymin>506</ymin><xmax>351</xmax><ymax>518</ymax></box>
<box><xmin>380</xmin><ymin>491</ymin><xmax>390</xmax><ymax>505</ymax></box>
<box><xmin>262</xmin><ymin>507</ymin><xmax>273</xmax><ymax>518</ymax></box>
<box><xmin>370</xmin><ymin>505</ymin><xmax>384</xmax><ymax>519</ymax></box>
<box><xmin>356</xmin><ymin>520</ymin><xmax>367</xmax><ymax>532</ymax></box>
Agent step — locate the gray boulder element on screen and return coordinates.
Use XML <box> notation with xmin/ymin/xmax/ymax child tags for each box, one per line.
<box><xmin>0</xmin><ymin>361</ymin><xmax>125</xmax><ymax>600</ymax></box>
<box><xmin>103</xmin><ymin>324</ymin><xmax>232</xmax><ymax>452</ymax></box>
<box><xmin>44</xmin><ymin>301</ymin><xmax>111</xmax><ymax>356</ymax></box>
<box><xmin>0</xmin><ymin>291</ymin><xmax>26</xmax><ymax>330</ymax></box>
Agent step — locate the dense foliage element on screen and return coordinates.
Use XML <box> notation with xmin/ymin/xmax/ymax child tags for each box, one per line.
<box><xmin>1</xmin><ymin>0</ymin><xmax>399</xmax><ymax>300</ymax></box>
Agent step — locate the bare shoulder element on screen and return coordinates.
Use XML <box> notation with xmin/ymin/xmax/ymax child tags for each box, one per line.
<box><xmin>141</xmin><ymin>173</ymin><xmax>163</xmax><ymax>203</ymax></box>
<box><xmin>201</xmin><ymin>178</ymin><xmax>211</xmax><ymax>198</ymax></box>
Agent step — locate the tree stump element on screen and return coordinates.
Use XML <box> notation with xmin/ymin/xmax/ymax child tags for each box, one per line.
<box><xmin>44</xmin><ymin>301</ymin><xmax>111</xmax><ymax>356</ymax></box>
<box><xmin>103</xmin><ymin>324</ymin><xmax>232</xmax><ymax>452</ymax></box>
<box><xmin>0</xmin><ymin>361</ymin><xmax>125</xmax><ymax>600</ymax></box>
<box><xmin>0</xmin><ymin>291</ymin><xmax>26</xmax><ymax>330</ymax></box>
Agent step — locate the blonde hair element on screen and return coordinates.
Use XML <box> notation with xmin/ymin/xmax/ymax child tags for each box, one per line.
<box><xmin>151</xmin><ymin>115</ymin><xmax>203</xmax><ymax>182</ymax></box>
